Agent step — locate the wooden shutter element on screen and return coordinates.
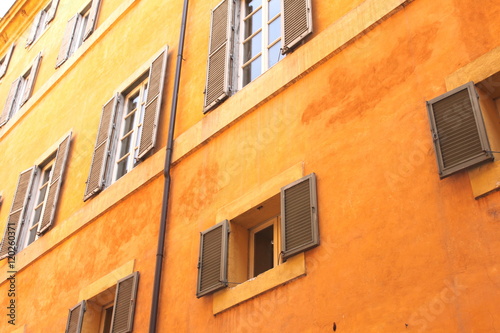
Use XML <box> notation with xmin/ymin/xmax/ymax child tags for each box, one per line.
<box><xmin>84</xmin><ymin>95</ymin><xmax>120</xmax><ymax>201</ymax></box>
<box><xmin>203</xmin><ymin>0</ymin><xmax>234</xmax><ymax>113</ymax></box>
<box><xmin>427</xmin><ymin>82</ymin><xmax>493</xmax><ymax>178</ymax></box>
<box><xmin>0</xmin><ymin>43</ymin><xmax>15</xmax><ymax>79</ymax></box>
<box><xmin>196</xmin><ymin>220</ymin><xmax>229</xmax><ymax>298</ymax></box>
<box><xmin>110</xmin><ymin>272</ymin><xmax>139</xmax><ymax>333</ymax></box>
<box><xmin>281</xmin><ymin>173</ymin><xmax>319</xmax><ymax>260</ymax></box>
<box><xmin>46</xmin><ymin>0</ymin><xmax>60</xmax><ymax>24</ymax></box>
<box><xmin>38</xmin><ymin>133</ymin><xmax>72</xmax><ymax>234</ymax></box>
<box><xmin>21</xmin><ymin>52</ymin><xmax>42</xmax><ymax>106</ymax></box>
<box><xmin>0</xmin><ymin>168</ymin><xmax>35</xmax><ymax>260</ymax></box>
<box><xmin>137</xmin><ymin>48</ymin><xmax>168</xmax><ymax>159</ymax></box>
<box><xmin>65</xmin><ymin>301</ymin><xmax>85</xmax><ymax>333</ymax></box>
<box><xmin>0</xmin><ymin>78</ymin><xmax>20</xmax><ymax>126</ymax></box>
<box><xmin>83</xmin><ymin>0</ymin><xmax>102</xmax><ymax>41</ymax></box>
<box><xmin>26</xmin><ymin>11</ymin><xmax>42</xmax><ymax>46</ymax></box>
<box><xmin>281</xmin><ymin>0</ymin><xmax>313</xmax><ymax>54</ymax></box>
<box><xmin>56</xmin><ymin>15</ymin><xmax>79</xmax><ymax>68</ymax></box>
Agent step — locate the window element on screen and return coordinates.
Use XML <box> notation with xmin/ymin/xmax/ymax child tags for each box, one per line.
<box><xmin>83</xmin><ymin>48</ymin><xmax>168</xmax><ymax>201</ymax></box>
<box><xmin>0</xmin><ymin>133</ymin><xmax>71</xmax><ymax>260</ymax></box>
<box><xmin>0</xmin><ymin>52</ymin><xmax>42</xmax><ymax>127</ymax></box>
<box><xmin>426</xmin><ymin>82</ymin><xmax>494</xmax><ymax>178</ymax></box>
<box><xmin>25</xmin><ymin>2</ymin><xmax>51</xmax><ymax>46</ymax></box>
<box><xmin>0</xmin><ymin>43</ymin><xmax>15</xmax><ymax>79</ymax></box>
<box><xmin>203</xmin><ymin>0</ymin><xmax>313</xmax><ymax>112</ymax></box>
<box><xmin>196</xmin><ymin>173</ymin><xmax>319</xmax><ymax>298</ymax></box>
<box><xmin>64</xmin><ymin>272</ymin><xmax>139</xmax><ymax>333</ymax></box>
<box><xmin>56</xmin><ymin>0</ymin><xmax>101</xmax><ymax>68</ymax></box>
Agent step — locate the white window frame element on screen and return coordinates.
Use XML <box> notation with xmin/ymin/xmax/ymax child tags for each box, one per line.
<box><xmin>10</xmin><ymin>68</ymin><xmax>32</xmax><ymax>119</ymax></box>
<box><xmin>69</xmin><ymin>5</ymin><xmax>91</xmax><ymax>57</ymax></box>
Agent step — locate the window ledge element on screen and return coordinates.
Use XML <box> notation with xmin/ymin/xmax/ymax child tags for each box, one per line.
<box><xmin>213</xmin><ymin>252</ymin><xmax>305</xmax><ymax>315</ymax></box>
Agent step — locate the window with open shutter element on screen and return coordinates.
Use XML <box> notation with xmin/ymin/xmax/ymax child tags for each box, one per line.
<box><xmin>0</xmin><ymin>78</ymin><xmax>21</xmax><ymax>127</ymax></box>
<box><xmin>0</xmin><ymin>168</ymin><xmax>35</xmax><ymax>260</ymax></box>
<box><xmin>426</xmin><ymin>82</ymin><xmax>493</xmax><ymax>178</ymax></box>
<box><xmin>83</xmin><ymin>0</ymin><xmax>102</xmax><ymax>41</ymax></box>
<box><xmin>46</xmin><ymin>0</ymin><xmax>60</xmax><ymax>24</ymax></box>
<box><xmin>56</xmin><ymin>15</ymin><xmax>79</xmax><ymax>68</ymax></box>
<box><xmin>21</xmin><ymin>52</ymin><xmax>42</xmax><ymax>106</ymax></box>
<box><xmin>281</xmin><ymin>0</ymin><xmax>313</xmax><ymax>54</ymax></box>
<box><xmin>281</xmin><ymin>173</ymin><xmax>319</xmax><ymax>260</ymax></box>
<box><xmin>197</xmin><ymin>220</ymin><xmax>229</xmax><ymax>297</ymax></box>
<box><xmin>110</xmin><ymin>272</ymin><xmax>139</xmax><ymax>333</ymax></box>
<box><xmin>203</xmin><ymin>0</ymin><xmax>234</xmax><ymax>113</ymax></box>
<box><xmin>0</xmin><ymin>43</ymin><xmax>15</xmax><ymax>79</ymax></box>
<box><xmin>26</xmin><ymin>11</ymin><xmax>43</xmax><ymax>46</ymax></box>
<box><xmin>65</xmin><ymin>301</ymin><xmax>86</xmax><ymax>333</ymax></box>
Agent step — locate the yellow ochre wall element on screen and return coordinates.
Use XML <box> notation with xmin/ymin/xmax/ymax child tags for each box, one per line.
<box><xmin>0</xmin><ymin>0</ymin><xmax>499</xmax><ymax>332</ymax></box>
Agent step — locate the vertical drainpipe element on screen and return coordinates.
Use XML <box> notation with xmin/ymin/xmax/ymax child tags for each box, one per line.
<box><xmin>149</xmin><ymin>0</ymin><xmax>189</xmax><ymax>332</ymax></box>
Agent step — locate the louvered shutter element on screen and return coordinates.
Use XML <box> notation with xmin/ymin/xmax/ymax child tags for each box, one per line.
<box><xmin>56</xmin><ymin>15</ymin><xmax>79</xmax><ymax>68</ymax></box>
<box><xmin>203</xmin><ymin>0</ymin><xmax>234</xmax><ymax>113</ymax></box>
<box><xmin>196</xmin><ymin>220</ymin><xmax>229</xmax><ymax>298</ymax></box>
<box><xmin>38</xmin><ymin>133</ymin><xmax>72</xmax><ymax>234</ymax></box>
<box><xmin>65</xmin><ymin>301</ymin><xmax>85</xmax><ymax>333</ymax></box>
<box><xmin>84</xmin><ymin>95</ymin><xmax>119</xmax><ymax>201</ymax></box>
<box><xmin>427</xmin><ymin>82</ymin><xmax>493</xmax><ymax>178</ymax></box>
<box><xmin>21</xmin><ymin>52</ymin><xmax>42</xmax><ymax>106</ymax></box>
<box><xmin>0</xmin><ymin>78</ymin><xmax>20</xmax><ymax>126</ymax></box>
<box><xmin>0</xmin><ymin>43</ymin><xmax>15</xmax><ymax>79</ymax></box>
<box><xmin>26</xmin><ymin>11</ymin><xmax>42</xmax><ymax>46</ymax></box>
<box><xmin>281</xmin><ymin>173</ymin><xmax>319</xmax><ymax>260</ymax></box>
<box><xmin>137</xmin><ymin>48</ymin><xmax>168</xmax><ymax>159</ymax></box>
<box><xmin>46</xmin><ymin>0</ymin><xmax>60</xmax><ymax>24</ymax></box>
<box><xmin>83</xmin><ymin>0</ymin><xmax>102</xmax><ymax>41</ymax></box>
<box><xmin>0</xmin><ymin>168</ymin><xmax>35</xmax><ymax>260</ymax></box>
<box><xmin>281</xmin><ymin>0</ymin><xmax>313</xmax><ymax>54</ymax></box>
<box><xmin>110</xmin><ymin>272</ymin><xmax>139</xmax><ymax>333</ymax></box>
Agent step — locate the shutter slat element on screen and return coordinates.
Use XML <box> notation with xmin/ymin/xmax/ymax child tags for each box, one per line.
<box><xmin>0</xmin><ymin>78</ymin><xmax>21</xmax><ymax>126</ymax></box>
<box><xmin>38</xmin><ymin>133</ymin><xmax>72</xmax><ymax>234</ymax></box>
<box><xmin>83</xmin><ymin>0</ymin><xmax>102</xmax><ymax>41</ymax></box>
<box><xmin>56</xmin><ymin>15</ymin><xmax>79</xmax><ymax>68</ymax></box>
<box><xmin>282</xmin><ymin>0</ymin><xmax>312</xmax><ymax>54</ymax></box>
<box><xmin>65</xmin><ymin>301</ymin><xmax>85</xmax><ymax>333</ymax></box>
<box><xmin>197</xmin><ymin>220</ymin><xmax>229</xmax><ymax>297</ymax></box>
<box><xmin>137</xmin><ymin>48</ymin><xmax>168</xmax><ymax>159</ymax></box>
<box><xmin>21</xmin><ymin>52</ymin><xmax>42</xmax><ymax>106</ymax></box>
<box><xmin>110</xmin><ymin>272</ymin><xmax>139</xmax><ymax>333</ymax></box>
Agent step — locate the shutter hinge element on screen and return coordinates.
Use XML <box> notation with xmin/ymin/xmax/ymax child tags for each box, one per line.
<box><xmin>431</xmin><ymin>130</ymin><xmax>438</xmax><ymax>141</ymax></box>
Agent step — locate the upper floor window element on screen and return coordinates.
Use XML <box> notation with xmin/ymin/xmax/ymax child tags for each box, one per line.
<box><xmin>0</xmin><ymin>43</ymin><xmax>15</xmax><ymax>79</ymax></box>
<box><xmin>26</xmin><ymin>1</ymin><xmax>60</xmax><ymax>47</ymax></box>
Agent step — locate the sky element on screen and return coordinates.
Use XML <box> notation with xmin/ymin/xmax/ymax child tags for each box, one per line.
<box><xmin>0</xmin><ymin>0</ymin><xmax>16</xmax><ymax>18</ymax></box>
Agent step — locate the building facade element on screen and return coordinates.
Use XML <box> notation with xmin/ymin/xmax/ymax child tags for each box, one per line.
<box><xmin>0</xmin><ymin>0</ymin><xmax>499</xmax><ymax>332</ymax></box>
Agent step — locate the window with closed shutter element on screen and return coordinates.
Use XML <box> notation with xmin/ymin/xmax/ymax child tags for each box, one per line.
<box><xmin>426</xmin><ymin>82</ymin><xmax>493</xmax><ymax>178</ymax></box>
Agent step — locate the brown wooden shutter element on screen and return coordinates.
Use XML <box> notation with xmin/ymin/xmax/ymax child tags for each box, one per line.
<box><xmin>137</xmin><ymin>48</ymin><xmax>168</xmax><ymax>159</ymax></box>
<box><xmin>56</xmin><ymin>15</ymin><xmax>79</xmax><ymax>68</ymax></box>
<box><xmin>38</xmin><ymin>133</ymin><xmax>72</xmax><ymax>234</ymax></box>
<box><xmin>26</xmin><ymin>11</ymin><xmax>42</xmax><ymax>46</ymax></box>
<box><xmin>0</xmin><ymin>43</ymin><xmax>15</xmax><ymax>79</ymax></box>
<box><xmin>426</xmin><ymin>82</ymin><xmax>493</xmax><ymax>178</ymax></box>
<box><xmin>21</xmin><ymin>52</ymin><xmax>42</xmax><ymax>106</ymax></box>
<box><xmin>196</xmin><ymin>220</ymin><xmax>229</xmax><ymax>298</ymax></box>
<box><xmin>83</xmin><ymin>0</ymin><xmax>102</xmax><ymax>41</ymax></box>
<box><xmin>84</xmin><ymin>95</ymin><xmax>120</xmax><ymax>201</ymax></box>
<box><xmin>203</xmin><ymin>0</ymin><xmax>234</xmax><ymax>113</ymax></box>
<box><xmin>65</xmin><ymin>301</ymin><xmax>85</xmax><ymax>333</ymax></box>
<box><xmin>0</xmin><ymin>168</ymin><xmax>35</xmax><ymax>260</ymax></box>
<box><xmin>0</xmin><ymin>78</ymin><xmax>20</xmax><ymax>127</ymax></box>
<box><xmin>46</xmin><ymin>0</ymin><xmax>60</xmax><ymax>24</ymax></box>
<box><xmin>281</xmin><ymin>0</ymin><xmax>313</xmax><ymax>54</ymax></box>
<box><xmin>281</xmin><ymin>173</ymin><xmax>319</xmax><ymax>260</ymax></box>
<box><xmin>110</xmin><ymin>272</ymin><xmax>139</xmax><ymax>333</ymax></box>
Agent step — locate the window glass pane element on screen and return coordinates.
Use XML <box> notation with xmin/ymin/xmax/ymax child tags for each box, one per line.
<box><xmin>37</xmin><ymin>185</ymin><xmax>48</xmax><ymax>205</ymax></box>
<box><xmin>33</xmin><ymin>206</ymin><xmax>43</xmax><ymax>224</ymax></box>
<box><xmin>253</xmin><ymin>225</ymin><xmax>274</xmax><ymax>277</ymax></box>
<box><xmin>119</xmin><ymin>135</ymin><xmax>132</xmax><ymax>158</ymax></box>
<box><xmin>243</xmin><ymin>56</ymin><xmax>262</xmax><ymax>86</ymax></box>
<box><xmin>28</xmin><ymin>227</ymin><xmax>38</xmax><ymax>245</ymax></box>
<box><xmin>244</xmin><ymin>9</ymin><xmax>262</xmax><ymax>39</ymax></box>
<box><xmin>268</xmin><ymin>42</ymin><xmax>281</xmax><ymax>68</ymax></box>
<box><xmin>123</xmin><ymin>111</ymin><xmax>136</xmax><ymax>134</ymax></box>
<box><xmin>268</xmin><ymin>0</ymin><xmax>280</xmax><ymax>19</ymax></box>
<box><xmin>268</xmin><ymin>16</ymin><xmax>281</xmax><ymax>45</ymax></box>
<box><xmin>243</xmin><ymin>32</ymin><xmax>262</xmax><ymax>62</ymax></box>
<box><xmin>116</xmin><ymin>160</ymin><xmax>128</xmax><ymax>180</ymax></box>
<box><xmin>245</xmin><ymin>0</ymin><xmax>262</xmax><ymax>15</ymax></box>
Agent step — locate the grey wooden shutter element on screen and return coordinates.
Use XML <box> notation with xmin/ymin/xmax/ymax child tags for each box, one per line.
<box><xmin>21</xmin><ymin>52</ymin><xmax>42</xmax><ymax>106</ymax></box>
<box><xmin>196</xmin><ymin>220</ymin><xmax>229</xmax><ymax>298</ymax></box>
<box><xmin>65</xmin><ymin>301</ymin><xmax>85</xmax><ymax>333</ymax></box>
<box><xmin>110</xmin><ymin>272</ymin><xmax>139</xmax><ymax>333</ymax></box>
<box><xmin>0</xmin><ymin>168</ymin><xmax>36</xmax><ymax>260</ymax></box>
<box><xmin>281</xmin><ymin>173</ymin><xmax>319</xmax><ymax>260</ymax></box>
<box><xmin>0</xmin><ymin>78</ymin><xmax>20</xmax><ymax>126</ymax></box>
<box><xmin>137</xmin><ymin>48</ymin><xmax>168</xmax><ymax>159</ymax></box>
<box><xmin>203</xmin><ymin>0</ymin><xmax>234</xmax><ymax>113</ymax></box>
<box><xmin>426</xmin><ymin>82</ymin><xmax>493</xmax><ymax>178</ymax></box>
<box><xmin>56</xmin><ymin>15</ymin><xmax>79</xmax><ymax>68</ymax></box>
<box><xmin>38</xmin><ymin>133</ymin><xmax>72</xmax><ymax>234</ymax></box>
<box><xmin>281</xmin><ymin>0</ymin><xmax>313</xmax><ymax>54</ymax></box>
<box><xmin>46</xmin><ymin>0</ymin><xmax>60</xmax><ymax>24</ymax></box>
<box><xmin>0</xmin><ymin>43</ymin><xmax>15</xmax><ymax>79</ymax></box>
<box><xmin>26</xmin><ymin>11</ymin><xmax>42</xmax><ymax>46</ymax></box>
<box><xmin>84</xmin><ymin>95</ymin><xmax>120</xmax><ymax>201</ymax></box>
<box><xmin>83</xmin><ymin>0</ymin><xmax>102</xmax><ymax>41</ymax></box>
